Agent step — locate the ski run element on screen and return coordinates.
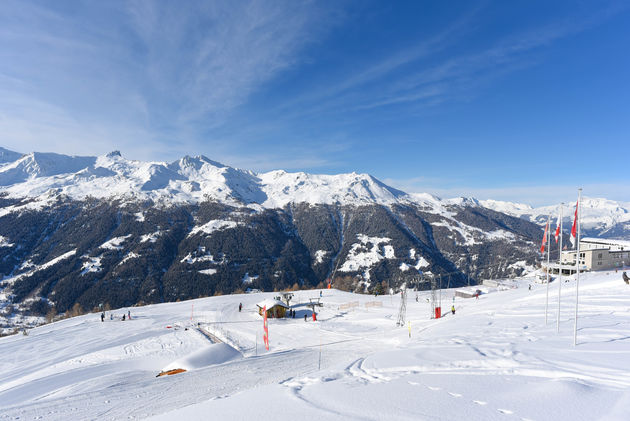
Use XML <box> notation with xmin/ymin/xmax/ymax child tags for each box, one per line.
<box><xmin>1</xmin><ymin>269</ymin><xmax>630</xmax><ymax>420</ymax></box>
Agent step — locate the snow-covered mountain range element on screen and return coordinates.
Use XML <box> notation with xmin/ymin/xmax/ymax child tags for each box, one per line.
<box><xmin>1</xmin><ymin>148</ymin><xmax>626</xmax><ymax>239</ymax></box>
<box><xmin>480</xmin><ymin>198</ymin><xmax>630</xmax><ymax>239</ymax></box>
<box><xmin>0</xmin><ymin>149</ymin><xmax>406</xmax><ymax>209</ymax></box>
<box><xmin>0</xmin><ymin>147</ymin><xmax>624</xmax><ymax>332</ymax></box>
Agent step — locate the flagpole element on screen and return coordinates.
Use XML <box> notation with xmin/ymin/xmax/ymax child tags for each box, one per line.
<box><xmin>556</xmin><ymin>203</ymin><xmax>563</xmax><ymax>333</ymax></box>
<box><xmin>573</xmin><ymin>188</ymin><xmax>582</xmax><ymax>346</ymax></box>
<box><xmin>545</xmin><ymin>215</ymin><xmax>551</xmax><ymax>325</ymax></box>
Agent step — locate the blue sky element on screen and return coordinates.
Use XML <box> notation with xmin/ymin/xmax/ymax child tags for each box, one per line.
<box><xmin>1</xmin><ymin>0</ymin><xmax>628</xmax><ymax>206</ymax></box>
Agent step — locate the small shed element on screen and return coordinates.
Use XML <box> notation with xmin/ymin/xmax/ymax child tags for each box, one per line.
<box><xmin>256</xmin><ymin>299</ymin><xmax>289</xmax><ymax>318</ymax></box>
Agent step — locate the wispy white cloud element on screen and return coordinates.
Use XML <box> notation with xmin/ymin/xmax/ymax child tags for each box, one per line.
<box><xmin>273</xmin><ymin>2</ymin><xmax>627</xmax><ymax>119</ymax></box>
<box><xmin>0</xmin><ymin>0</ymin><xmax>332</xmax><ymax>160</ymax></box>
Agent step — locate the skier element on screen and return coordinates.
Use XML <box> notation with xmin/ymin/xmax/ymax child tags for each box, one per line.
<box><xmin>238</xmin><ymin>303</ymin><xmax>242</xmax><ymax>312</ymax></box>
<box><xmin>101</xmin><ymin>312</ymin><xmax>105</xmax><ymax>322</ymax></box>
<box><xmin>320</xmin><ymin>290</ymin><xmax>322</xmax><ymax>298</ymax></box>
<box><xmin>304</xmin><ymin>314</ymin><xmax>307</xmax><ymax>322</ymax></box>
<box><xmin>122</xmin><ymin>314</ymin><xmax>126</xmax><ymax>321</ymax></box>
<box><xmin>312</xmin><ymin>312</ymin><xmax>317</xmax><ymax>321</ymax></box>
<box><xmin>623</xmin><ymin>271</ymin><xmax>629</xmax><ymax>285</ymax></box>
<box><xmin>127</xmin><ymin>310</ymin><xmax>131</xmax><ymax>320</ymax></box>
<box><xmin>110</xmin><ymin>314</ymin><xmax>113</xmax><ymax>320</ymax></box>
<box><xmin>451</xmin><ymin>305</ymin><xmax>455</xmax><ymax>315</ymax></box>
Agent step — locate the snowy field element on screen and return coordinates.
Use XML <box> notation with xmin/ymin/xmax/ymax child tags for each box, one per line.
<box><xmin>1</xmin><ymin>271</ymin><xmax>630</xmax><ymax>420</ymax></box>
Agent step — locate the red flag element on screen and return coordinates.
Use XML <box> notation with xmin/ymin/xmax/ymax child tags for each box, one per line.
<box><xmin>554</xmin><ymin>212</ymin><xmax>561</xmax><ymax>243</ymax></box>
<box><xmin>570</xmin><ymin>200</ymin><xmax>578</xmax><ymax>248</ymax></box>
<box><xmin>540</xmin><ymin>219</ymin><xmax>549</xmax><ymax>253</ymax></box>
<box><xmin>263</xmin><ymin>306</ymin><xmax>269</xmax><ymax>351</ymax></box>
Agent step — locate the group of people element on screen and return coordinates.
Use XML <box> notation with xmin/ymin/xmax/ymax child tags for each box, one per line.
<box><xmin>100</xmin><ymin>310</ymin><xmax>131</xmax><ymax>322</ymax></box>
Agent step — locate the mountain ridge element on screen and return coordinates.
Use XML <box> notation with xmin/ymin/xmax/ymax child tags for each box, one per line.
<box><xmin>0</xmin><ymin>148</ymin><xmax>411</xmax><ymax>209</ymax></box>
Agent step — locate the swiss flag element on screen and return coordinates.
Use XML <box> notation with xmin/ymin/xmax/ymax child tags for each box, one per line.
<box><xmin>570</xmin><ymin>200</ymin><xmax>578</xmax><ymax>248</ymax></box>
<box><xmin>554</xmin><ymin>213</ymin><xmax>561</xmax><ymax>243</ymax></box>
<box><xmin>540</xmin><ymin>219</ymin><xmax>549</xmax><ymax>253</ymax></box>
<box><xmin>263</xmin><ymin>306</ymin><xmax>269</xmax><ymax>351</ymax></box>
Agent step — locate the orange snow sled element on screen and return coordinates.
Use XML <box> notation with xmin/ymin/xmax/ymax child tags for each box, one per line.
<box><xmin>156</xmin><ymin>368</ymin><xmax>187</xmax><ymax>377</ymax></box>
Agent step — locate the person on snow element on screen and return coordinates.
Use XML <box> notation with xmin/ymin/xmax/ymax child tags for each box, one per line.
<box><xmin>101</xmin><ymin>312</ymin><xmax>105</xmax><ymax>322</ymax></box>
<box><xmin>304</xmin><ymin>314</ymin><xmax>307</xmax><ymax>322</ymax></box>
<box><xmin>312</xmin><ymin>312</ymin><xmax>317</xmax><ymax>321</ymax></box>
<box><xmin>122</xmin><ymin>314</ymin><xmax>126</xmax><ymax>321</ymax></box>
<box><xmin>110</xmin><ymin>314</ymin><xmax>113</xmax><ymax>320</ymax></box>
<box><xmin>239</xmin><ymin>303</ymin><xmax>242</xmax><ymax>312</ymax></box>
<box><xmin>127</xmin><ymin>310</ymin><xmax>131</xmax><ymax>320</ymax></box>
<box><xmin>451</xmin><ymin>305</ymin><xmax>456</xmax><ymax>315</ymax></box>
<box><xmin>320</xmin><ymin>290</ymin><xmax>323</xmax><ymax>298</ymax></box>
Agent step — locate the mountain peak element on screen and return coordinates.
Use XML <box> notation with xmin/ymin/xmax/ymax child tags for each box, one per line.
<box><xmin>0</xmin><ymin>147</ymin><xmax>23</xmax><ymax>164</ymax></box>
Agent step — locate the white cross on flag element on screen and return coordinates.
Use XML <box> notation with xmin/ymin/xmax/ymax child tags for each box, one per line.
<box><xmin>570</xmin><ymin>200</ymin><xmax>578</xmax><ymax>248</ymax></box>
<box><xmin>554</xmin><ymin>212</ymin><xmax>561</xmax><ymax>243</ymax></box>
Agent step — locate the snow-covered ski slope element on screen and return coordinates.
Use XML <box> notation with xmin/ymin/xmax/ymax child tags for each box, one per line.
<box><xmin>1</xmin><ymin>271</ymin><xmax>630</xmax><ymax>420</ymax></box>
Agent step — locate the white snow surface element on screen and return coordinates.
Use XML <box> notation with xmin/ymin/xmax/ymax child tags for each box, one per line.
<box><xmin>140</xmin><ymin>231</ymin><xmax>162</xmax><ymax>243</ymax></box>
<box><xmin>2</xmin><ymin>271</ymin><xmax>630</xmax><ymax>420</ymax></box>
<box><xmin>338</xmin><ymin>234</ymin><xmax>393</xmax><ymax>273</ymax></box>
<box><xmin>188</xmin><ymin>220</ymin><xmax>238</xmax><ymax>237</ymax></box>
<box><xmin>161</xmin><ymin>343</ymin><xmax>241</xmax><ymax>373</ymax></box>
<box><xmin>80</xmin><ymin>256</ymin><xmax>103</xmax><ymax>275</ymax></box>
<box><xmin>0</xmin><ymin>236</ymin><xmax>13</xmax><ymax>248</ymax></box>
<box><xmin>314</xmin><ymin>250</ymin><xmax>328</xmax><ymax>264</ymax></box>
<box><xmin>100</xmin><ymin>235</ymin><xmax>132</xmax><ymax>251</ymax></box>
<box><xmin>119</xmin><ymin>252</ymin><xmax>140</xmax><ymax>265</ymax></box>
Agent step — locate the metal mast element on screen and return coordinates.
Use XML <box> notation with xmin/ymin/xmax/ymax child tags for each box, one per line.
<box><xmin>573</xmin><ymin>188</ymin><xmax>582</xmax><ymax>346</ymax></box>
<box><xmin>557</xmin><ymin>203</ymin><xmax>563</xmax><ymax>333</ymax></box>
<box><xmin>545</xmin><ymin>215</ymin><xmax>551</xmax><ymax>325</ymax></box>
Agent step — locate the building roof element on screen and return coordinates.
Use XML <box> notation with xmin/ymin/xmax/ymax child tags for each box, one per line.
<box><xmin>256</xmin><ymin>299</ymin><xmax>289</xmax><ymax>309</ymax></box>
<box><xmin>582</xmin><ymin>237</ymin><xmax>630</xmax><ymax>248</ymax></box>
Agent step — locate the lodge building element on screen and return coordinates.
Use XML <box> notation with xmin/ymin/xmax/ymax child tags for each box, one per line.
<box><xmin>546</xmin><ymin>238</ymin><xmax>630</xmax><ymax>274</ymax></box>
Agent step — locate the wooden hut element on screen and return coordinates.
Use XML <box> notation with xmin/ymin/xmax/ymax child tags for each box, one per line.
<box><xmin>256</xmin><ymin>299</ymin><xmax>289</xmax><ymax>318</ymax></box>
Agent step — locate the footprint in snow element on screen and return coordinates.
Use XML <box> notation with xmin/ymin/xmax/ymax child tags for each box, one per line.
<box><xmin>427</xmin><ymin>386</ymin><xmax>441</xmax><ymax>391</ymax></box>
<box><xmin>448</xmin><ymin>392</ymin><xmax>462</xmax><ymax>397</ymax></box>
<box><xmin>408</xmin><ymin>381</ymin><xmax>419</xmax><ymax>385</ymax></box>
<box><xmin>498</xmin><ymin>408</ymin><xmax>514</xmax><ymax>415</ymax></box>
<box><xmin>473</xmin><ymin>400</ymin><xmax>487</xmax><ymax>405</ymax></box>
